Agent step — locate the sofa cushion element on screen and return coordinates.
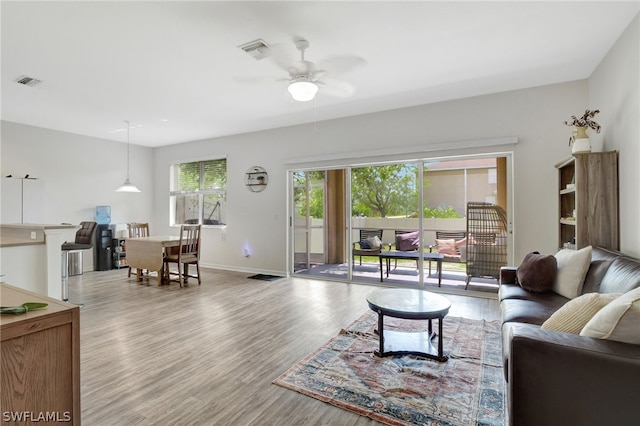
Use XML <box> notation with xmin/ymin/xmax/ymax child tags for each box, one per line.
<box><xmin>501</xmin><ymin>297</ymin><xmax>568</xmax><ymax>326</ymax></box>
<box><xmin>581</xmin><ymin>287</ymin><xmax>640</xmax><ymax>344</ymax></box>
<box><xmin>599</xmin><ymin>256</ymin><xmax>640</xmax><ymax>295</ymax></box>
<box><xmin>499</xmin><ymin>283</ymin><xmax>563</xmax><ymax>304</ymax></box>
<box><xmin>581</xmin><ymin>247</ymin><xmax>622</xmax><ymax>293</ymax></box>
<box><xmin>516</xmin><ymin>252</ymin><xmax>557</xmax><ymax>293</ymax></box>
<box><xmin>553</xmin><ymin>246</ymin><xmax>592</xmax><ymax>299</ymax></box>
<box><xmin>541</xmin><ymin>292</ymin><xmax>621</xmax><ymax>334</ymax></box>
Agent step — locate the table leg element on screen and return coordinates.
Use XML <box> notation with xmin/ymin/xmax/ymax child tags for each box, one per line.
<box><xmin>376</xmin><ymin>311</ymin><xmax>384</xmax><ymax>356</ymax></box>
<box><xmin>438</xmin><ymin>317</ymin><xmax>445</xmax><ymax>361</ymax></box>
<box><xmin>379</xmin><ymin>256</ymin><xmax>384</xmax><ymax>282</ymax></box>
<box><xmin>386</xmin><ymin>258</ymin><xmax>391</xmax><ymax>278</ymax></box>
<box><xmin>438</xmin><ymin>258</ymin><xmax>442</xmax><ymax>287</ymax></box>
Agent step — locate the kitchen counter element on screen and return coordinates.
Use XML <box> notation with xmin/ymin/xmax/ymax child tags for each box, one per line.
<box><xmin>0</xmin><ymin>223</ymin><xmax>79</xmax><ymax>299</ymax></box>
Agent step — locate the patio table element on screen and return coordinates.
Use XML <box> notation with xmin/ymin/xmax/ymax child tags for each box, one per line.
<box><xmin>379</xmin><ymin>251</ymin><xmax>444</xmax><ymax>286</ymax></box>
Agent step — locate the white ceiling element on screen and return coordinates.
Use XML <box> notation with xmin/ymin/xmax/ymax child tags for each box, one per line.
<box><xmin>2</xmin><ymin>1</ymin><xmax>638</xmax><ymax>147</ymax></box>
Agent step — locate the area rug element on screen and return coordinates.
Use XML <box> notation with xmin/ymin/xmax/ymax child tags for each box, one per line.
<box><xmin>273</xmin><ymin>311</ymin><xmax>505</xmax><ymax>426</ymax></box>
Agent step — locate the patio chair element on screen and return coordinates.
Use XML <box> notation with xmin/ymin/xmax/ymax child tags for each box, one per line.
<box><xmin>428</xmin><ymin>230</ymin><xmax>467</xmax><ymax>275</ymax></box>
<box><xmin>465</xmin><ymin>202</ymin><xmax>508</xmax><ymax>289</ymax></box>
<box><xmin>352</xmin><ymin>229</ymin><xmax>384</xmax><ymax>267</ymax></box>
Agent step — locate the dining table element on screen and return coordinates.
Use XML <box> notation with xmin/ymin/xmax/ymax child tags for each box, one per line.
<box><xmin>125</xmin><ymin>235</ymin><xmax>181</xmax><ymax>286</ymax></box>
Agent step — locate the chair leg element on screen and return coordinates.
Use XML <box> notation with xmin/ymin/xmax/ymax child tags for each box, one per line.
<box><xmin>128</xmin><ymin>266</ymin><xmax>132</xmax><ymax>278</ymax></box>
<box><xmin>196</xmin><ymin>262</ymin><xmax>201</xmax><ymax>285</ymax></box>
<box><xmin>177</xmin><ymin>262</ymin><xmax>183</xmax><ymax>288</ymax></box>
<box><xmin>465</xmin><ymin>275</ymin><xmax>471</xmax><ymax>290</ymax></box>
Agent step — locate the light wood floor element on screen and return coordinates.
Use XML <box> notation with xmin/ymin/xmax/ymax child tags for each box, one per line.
<box><xmin>70</xmin><ymin>267</ymin><xmax>500</xmax><ymax>425</ymax></box>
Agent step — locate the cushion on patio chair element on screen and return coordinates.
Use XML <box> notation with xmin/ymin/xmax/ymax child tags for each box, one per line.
<box><xmin>396</xmin><ymin>231</ymin><xmax>419</xmax><ymax>251</ymax></box>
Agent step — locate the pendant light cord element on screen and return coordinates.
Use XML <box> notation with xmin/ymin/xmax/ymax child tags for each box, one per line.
<box><xmin>125</xmin><ymin>120</ymin><xmax>131</xmax><ymax>179</ymax></box>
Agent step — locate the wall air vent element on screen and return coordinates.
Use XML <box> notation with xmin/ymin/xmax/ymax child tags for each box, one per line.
<box><xmin>15</xmin><ymin>75</ymin><xmax>43</xmax><ymax>87</ymax></box>
<box><xmin>238</xmin><ymin>39</ymin><xmax>270</xmax><ymax>60</ymax></box>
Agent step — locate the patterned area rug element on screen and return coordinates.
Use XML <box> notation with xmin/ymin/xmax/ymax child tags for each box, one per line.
<box><xmin>274</xmin><ymin>311</ymin><xmax>505</xmax><ymax>426</ymax></box>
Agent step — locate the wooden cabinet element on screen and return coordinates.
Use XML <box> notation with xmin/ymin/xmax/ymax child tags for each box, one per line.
<box><xmin>1</xmin><ymin>284</ymin><xmax>80</xmax><ymax>425</ymax></box>
<box><xmin>555</xmin><ymin>151</ymin><xmax>619</xmax><ymax>250</ymax></box>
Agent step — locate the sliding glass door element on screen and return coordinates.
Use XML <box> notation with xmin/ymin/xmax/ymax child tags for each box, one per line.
<box><xmin>289</xmin><ymin>153</ymin><xmax>513</xmax><ymax>292</ymax></box>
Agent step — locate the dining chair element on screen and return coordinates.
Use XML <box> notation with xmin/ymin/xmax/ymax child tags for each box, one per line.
<box><xmin>163</xmin><ymin>224</ymin><xmax>201</xmax><ymax>287</ymax></box>
<box><xmin>127</xmin><ymin>223</ymin><xmax>150</xmax><ymax>278</ymax></box>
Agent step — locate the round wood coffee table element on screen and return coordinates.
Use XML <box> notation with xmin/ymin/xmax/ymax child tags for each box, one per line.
<box><xmin>366</xmin><ymin>288</ymin><xmax>451</xmax><ymax>362</ymax></box>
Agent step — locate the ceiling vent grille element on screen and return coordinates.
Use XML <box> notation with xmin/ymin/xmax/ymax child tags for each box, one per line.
<box><xmin>15</xmin><ymin>75</ymin><xmax>43</xmax><ymax>87</ymax></box>
<box><xmin>238</xmin><ymin>39</ymin><xmax>270</xmax><ymax>60</ymax></box>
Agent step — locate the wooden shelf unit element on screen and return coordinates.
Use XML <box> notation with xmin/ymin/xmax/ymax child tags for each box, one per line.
<box><xmin>555</xmin><ymin>151</ymin><xmax>619</xmax><ymax>250</ymax></box>
<box><xmin>112</xmin><ymin>238</ymin><xmax>128</xmax><ymax>269</ymax></box>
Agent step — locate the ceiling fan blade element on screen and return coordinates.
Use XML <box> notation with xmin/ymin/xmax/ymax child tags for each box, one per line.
<box><xmin>315</xmin><ymin>55</ymin><xmax>366</xmax><ymax>75</ymax></box>
<box><xmin>316</xmin><ymin>77</ymin><xmax>356</xmax><ymax>98</ymax></box>
<box><xmin>234</xmin><ymin>75</ymin><xmax>287</xmax><ymax>85</ymax></box>
<box><xmin>264</xmin><ymin>42</ymin><xmax>297</xmax><ymax>71</ymax></box>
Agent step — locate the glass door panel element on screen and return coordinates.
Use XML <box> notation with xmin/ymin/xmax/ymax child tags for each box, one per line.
<box><xmin>292</xmin><ymin>171</ymin><xmax>326</xmax><ymax>273</ymax></box>
<box><xmin>351</xmin><ymin>162</ymin><xmax>420</xmax><ymax>286</ymax></box>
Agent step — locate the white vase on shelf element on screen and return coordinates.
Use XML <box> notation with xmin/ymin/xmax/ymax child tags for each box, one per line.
<box><xmin>571</xmin><ymin>126</ymin><xmax>591</xmax><ymax>154</ymax></box>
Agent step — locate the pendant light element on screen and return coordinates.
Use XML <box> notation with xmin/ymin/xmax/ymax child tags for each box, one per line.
<box><xmin>115</xmin><ymin>120</ymin><xmax>141</xmax><ymax>192</ymax></box>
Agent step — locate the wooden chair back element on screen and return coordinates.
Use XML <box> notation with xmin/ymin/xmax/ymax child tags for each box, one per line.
<box><xmin>128</xmin><ymin>223</ymin><xmax>150</xmax><ymax>238</ymax></box>
<box><xmin>359</xmin><ymin>229</ymin><xmax>383</xmax><ymax>242</ymax></box>
<box><xmin>179</xmin><ymin>225</ymin><xmax>201</xmax><ymax>260</ymax></box>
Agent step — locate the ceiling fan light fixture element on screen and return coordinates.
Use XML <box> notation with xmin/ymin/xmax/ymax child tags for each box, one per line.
<box><xmin>288</xmin><ymin>76</ymin><xmax>318</xmax><ymax>102</ymax></box>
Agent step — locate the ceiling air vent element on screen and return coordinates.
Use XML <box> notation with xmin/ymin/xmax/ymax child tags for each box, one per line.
<box><xmin>238</xmin><ymin>39</ymin><xmax>270</xmax><ymax>60</ymax></box>
<box><xmin>15</xmin><ymin>75</ymin><xmax>43</xmax><ymax>87</ymax></box>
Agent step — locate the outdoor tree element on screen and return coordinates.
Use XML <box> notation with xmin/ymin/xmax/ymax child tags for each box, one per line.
<box><xmin>294</xmin><ymin>171</ymin><xmax>325</xmax><ymax>218</ymax></box>
<box><xmin>352</xmin><ymin>164</ymin><xmax>418</xmax><ymax>217</ymax></box>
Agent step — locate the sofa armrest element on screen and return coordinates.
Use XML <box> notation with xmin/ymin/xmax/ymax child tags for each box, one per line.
<box><xmin>508</xmin><ymin>323</ymin><xmax>640</xmax><ymax>426</ymax></box>
<box><xmin>500</xmin><ymin>266</ymin><xmax>517</xmax><ymax>285</ymax></box>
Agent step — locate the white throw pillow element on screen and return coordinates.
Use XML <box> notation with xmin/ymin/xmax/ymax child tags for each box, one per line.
<box><xmin>541</xmin><ymin>292</ymin><xmax>620</xmax><ymax>334</ymax></box>
<box><xmin>552</xmin><ymin>246</ymin><xmax>592</xmax><ymax>299</ymax></box>
<box><xmin>580</xmin><ymin>287</ymin><xmax>640</xmax><ymax>344</ymax></box>
<box><xmin>365</xmin><ymin>235</ymin><xmax>382</xmax><ymax>250</ymax></box>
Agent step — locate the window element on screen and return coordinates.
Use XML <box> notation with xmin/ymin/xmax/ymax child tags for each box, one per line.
<box><xmin>170</xmin><ymin>158</ymin><xmax>226</xmax><ymax>226</ymax></box>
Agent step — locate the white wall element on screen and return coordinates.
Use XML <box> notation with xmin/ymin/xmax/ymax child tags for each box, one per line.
<box><xmin>1</xmin><ymin>122</ymin><xmax>155</xmax><ymax>225</ymax></box>
<box><xmin>154</xmin><ymin>80</ymin><xmax>590</xmax><ymax>274</ymax></box>
<box><xmin>1</xmin><ymin>122</ymin><xmax>155</xmax><ymax>269</ymax></box>
<box><xmin>588</xmin><ymin>13</ymin><xmax>640</xmax><ymax>258</ymax></box>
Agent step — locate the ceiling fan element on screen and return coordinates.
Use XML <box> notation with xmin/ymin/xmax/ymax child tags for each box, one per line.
<box><xmin>246</xmin><ymin>38</ymin><xmax>366</xmax><ymax>102</ymax></box>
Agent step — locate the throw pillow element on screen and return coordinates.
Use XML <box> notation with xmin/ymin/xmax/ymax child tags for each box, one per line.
<box><xmin>541</xmin><ymin>292</ymin><xmax>621</xmax><ymax>334</ymax></box>
<box><xmin>435</xmin><ymin>239</ymin><xmax>457</xmax><ymax>255</ymax></box>
<box><xmin>580</xmin><ymin>287</ymin><xmax>640</xmax><ymax>344</ymax></box>
<box><xmin>358</xmin><ymin>240</ymin><xmax>371</xmax><ymax>249</ymax></box>
<box><xmin>365</xmin><ymin>235</ymin><xmax>382</xmax><ymax>250</ymax></box>
<box><xmin>396</xmin><ymin>231</ymin><xmax>419</xmax><ymax>251</ymax></box>
<box><xmin>516</xmin><ymin>251</ymin><xmax>557</xmax><ymax>293</ymax></box>
<box><xmin>552</xmin><ymin>246</ymin><xmax>592</xmax><ymax>299</ymax></box>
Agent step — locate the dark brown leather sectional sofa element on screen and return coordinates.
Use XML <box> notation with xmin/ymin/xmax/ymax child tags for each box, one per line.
<box><xmin>499</xmin><ymin>246</ymin><xmax>640</xmax><ymax>426</ymax></box>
